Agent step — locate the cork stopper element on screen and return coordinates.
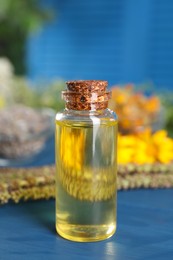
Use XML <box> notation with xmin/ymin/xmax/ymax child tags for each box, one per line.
<box><xmin>62</xmin><ymin>80</ymin><xmax>111</xmax><ymax>110</ymax></box>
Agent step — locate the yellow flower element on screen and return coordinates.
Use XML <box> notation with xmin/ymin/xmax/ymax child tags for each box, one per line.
<box><xmin>135</xmin><ymin>140</ymin><xmax>148</xmax><ymax>151</ymax></box>
<box><xmin>117</xmin><ymin>148</ymin><xmax>134</xmax><ymax>164</ymax></box>
<box><xmin>156</xmin><ymin>138</ymin><xmax>173</xmax><ymax>164</ymax></box>
<box><xmin>118</xmin><ymin>135</ymin><xmax>136</xmax><ymax>147</ymax></box>
<box><xmin>152</xmin><ymin>130</ymin><xmax>167</xmax><ymax>145</ymax></box>
<box><xmin>118</xmin><ymin>129</ymin><xmax>173</xmax><ymax>164</ymax></box>
<box><xmin>133</xmin><ymin>151</ymin><xmax>155</xmax><ymax>164</ymax></box>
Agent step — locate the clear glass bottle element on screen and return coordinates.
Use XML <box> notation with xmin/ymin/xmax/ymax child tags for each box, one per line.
<box><xmin>55</xmin><ymin>80</ymin><xmax>118</xmax><ymax>242</ymax></box>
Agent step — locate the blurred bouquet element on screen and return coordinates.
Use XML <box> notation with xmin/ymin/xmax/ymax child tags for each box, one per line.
<box><xmin>109</xmin><ymin>84</ymin><xmax>162</xmax><ymax>134</ymax></box>
<box><xmin>0</xmin><ymin>58</ymin><xmax>65</xmax><ymax>162</ymax></box>
<box><xmin>109</xmin><ymin>84</ymin><xmax>173</xmax><ymax>165</ymax></box>
<box><xmin>0</xmin><ymin>58</ymin><xmax>65</xmax><ymax>111</ymax></box>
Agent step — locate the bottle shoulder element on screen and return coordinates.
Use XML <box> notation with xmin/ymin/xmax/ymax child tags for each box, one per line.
<box><xmin>103</xmin><ymin>108</ymin><xmax>118</xmax><ymax>121</ymax></box>
<box><xmin>55</xmin><ymin>109</ymin><xmax>118</xmax><ymax>124</ymax></box>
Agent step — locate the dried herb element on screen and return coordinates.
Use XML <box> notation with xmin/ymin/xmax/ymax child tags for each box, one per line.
<box><xmin>0</xmin><ymin>163</ymin><xmax>173</xmax><ymax>205</ymax></box>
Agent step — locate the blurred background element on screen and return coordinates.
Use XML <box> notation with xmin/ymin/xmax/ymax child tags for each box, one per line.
<box><xmin>1</xmin><ymin>0</ymin><xmax>173</xmax><ymax>88</ymax></box>
<box><xmin>26</xmin><ymin>0</ymin><xmax>173</xmax><ymax>89</ymax></box>
<box><xmin>0</xmin><ymin>0</ymin><xmax>173</xmax><ymax>165</ymax></box>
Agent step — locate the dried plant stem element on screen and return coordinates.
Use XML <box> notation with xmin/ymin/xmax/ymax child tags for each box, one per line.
<box><xmin>0</xmin><ymin>163</ymin><xmax>173</xmax><ymax>205</ymax></box>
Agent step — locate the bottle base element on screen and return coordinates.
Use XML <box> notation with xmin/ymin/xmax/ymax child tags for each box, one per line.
<box><xmin>56</xmin><ymin>223</ymin><xmax>116</xmax><ymax>242</ymax></box>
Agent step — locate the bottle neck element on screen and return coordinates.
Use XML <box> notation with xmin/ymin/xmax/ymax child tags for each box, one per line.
<box><xmin>64</xmin><ymin>107</ymin><xmax>107</xmax><ymax>116</ymax></box>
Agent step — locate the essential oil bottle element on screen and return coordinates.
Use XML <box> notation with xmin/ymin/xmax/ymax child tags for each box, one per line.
<box><xmin>55</xmin><ymin>80</ymin><xmax>118</xmax><ymax>242</ymax></box>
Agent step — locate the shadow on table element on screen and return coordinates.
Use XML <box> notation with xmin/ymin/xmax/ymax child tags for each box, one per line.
<box><xmin>19</xmin><ymin>199</ymin><xmax>56</xmax><ymax>234</ymax></box>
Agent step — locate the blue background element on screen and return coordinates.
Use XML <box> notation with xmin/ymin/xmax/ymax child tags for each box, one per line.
<box><xmin>26</xmin><ymin>0</ymin><xmax>173</xmax><ymax>89</ymax></box>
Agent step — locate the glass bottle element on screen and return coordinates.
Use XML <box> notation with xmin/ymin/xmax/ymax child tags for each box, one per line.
<box><xmin>55</xmin><ymin>80</ymin><xmax>118</xmax><ymax>242</ymax></box>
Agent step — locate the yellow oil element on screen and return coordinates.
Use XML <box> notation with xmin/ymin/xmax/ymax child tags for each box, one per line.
<box><xmin>55</xmin><ymin>119</ymin><xmax>117</xmax><ymax>242</ymax></box>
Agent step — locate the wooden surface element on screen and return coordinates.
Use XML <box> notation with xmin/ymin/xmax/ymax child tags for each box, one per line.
<box><xmin>1</xmin><ymin>189</ymin><xmax>173</xmax><ymax>260</ymax></box>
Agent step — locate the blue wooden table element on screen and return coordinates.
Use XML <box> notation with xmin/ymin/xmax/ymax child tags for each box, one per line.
<box><xmin>1</xmin><ymin>138</ymin><xmax>173</xmax><ymax>260</ymax></box>
<box><xmin>1</xmin><ymin>190</ymin><xmax>173</xmax><ymax>260</ymax></box>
